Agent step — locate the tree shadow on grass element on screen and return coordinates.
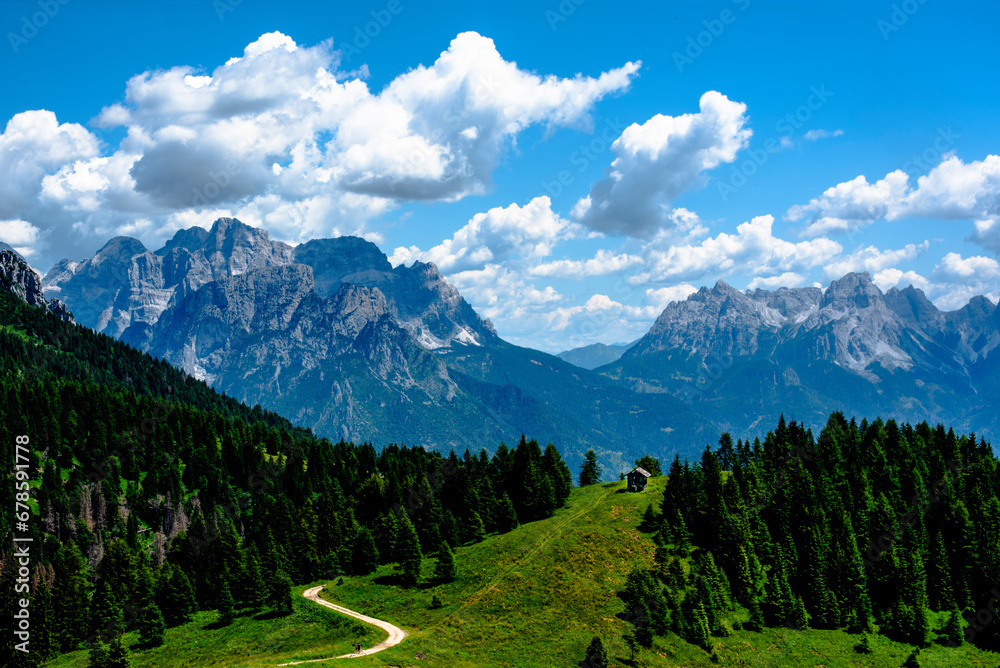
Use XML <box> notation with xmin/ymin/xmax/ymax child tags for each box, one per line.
<box><xmin>253</xmin><ymin>609</ymin><xmax>291</xmax><ymax>621</ymax></box>
<box><xmin>373</xmin><ymin>573</ymin><xmax>409</xmax><ymax>587</ymax></box>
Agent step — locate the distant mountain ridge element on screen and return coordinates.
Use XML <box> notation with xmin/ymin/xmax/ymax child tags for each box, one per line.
<box><xmin>605</xmin><ymin>273</ymin><xmax>1000</xmax><ymax>443</ymax></box>
<box><xmin>556</xmin><ymin>341</ymin><xmax>636</xmax><ymax>370</ymax></box>
<box><xmin>37</xmin><ymin>218</ymin><xmax>714</xmax><ymax>470</ymax></box>
<box><xmin>25</xmin><ymin>218</ymin><xmax>1000</xmax><ymax>461</ymax></box>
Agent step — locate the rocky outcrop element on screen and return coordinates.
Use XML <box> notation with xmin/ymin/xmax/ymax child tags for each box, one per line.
<box><xmin>0</xmin><ymin>248</ymin><xmax>75</xmax><ymax>322</ymax></box>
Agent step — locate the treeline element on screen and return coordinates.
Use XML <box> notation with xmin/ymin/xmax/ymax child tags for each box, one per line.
<box><xmin>0</xmin><ymin>288</ymin><xmax>302</xmax><ymax>435</ymax></box>
<box><xmin>621</xmin><ymin>413</ymin><xmax>1000</xmax><ymax>658</ymax></box>
<box><xmin>0</xmin><ymin>290</ymin><xmax>572</xmax><ymax>666</ymax></box>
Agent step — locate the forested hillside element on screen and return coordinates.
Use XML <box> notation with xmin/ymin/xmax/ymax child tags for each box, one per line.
<box><xmin>2</xmin><ymin>285</ymin><xmax>999</xmax><ymax>667</ymax></box>
<box><xmin>620</xmin><ymin>413</ymin><xmax>1000</xmax><ymax>662</ymax></box>
<box><xmin>0</xmin><ymin>288</ymin><xmax>572</xmax><ymax>666</ymax></box>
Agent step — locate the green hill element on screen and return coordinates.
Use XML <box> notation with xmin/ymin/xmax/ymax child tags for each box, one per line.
<box><xmin>42</xmin><ymin>477</ymin><xmax>998</xmax><ymax>667</ymax></box>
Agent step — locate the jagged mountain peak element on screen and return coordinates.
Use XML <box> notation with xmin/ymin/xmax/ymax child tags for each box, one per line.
<box><xmin>820</xmin><ymin>271</ymin><xmax>885</xmax><ymax>310</ymax></box>
<box><xmin>94</xmin><ymin>235</ymin><xmax>148</xmax><ymax>261</ymax></box>
<box><xmin>1</xmin><ymin>248</ymin><xmax>74</xmax><ymax>321</ymax></box>
<box><xmin>157</xmin><ymin>225</ymin><xmax>211</xmax><ymax>256</ymax></box>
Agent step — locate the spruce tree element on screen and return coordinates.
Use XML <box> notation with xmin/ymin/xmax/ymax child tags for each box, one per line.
<box><xmin>160</xmin><ymin>566</ymin><xmax>197</xmax><ymax>626</ymax></box>
<box><xmin>268</xmin><ymin>570</ymin><xmax>294</xmax><ymax>616</ymax></box>
<box><xmin>396</xmin><ymin>514</ymin><xmax>423</xmax><ymax>587</ymax></box>
<box><xmin>244</xmin><ymin>547</ymin><xmax>267</xmax><ymax>610</ymax></box>
<box><xmin>54</xmin><ymin>540</ymin><xmax>91</xmax><ymax>652</ymax></box>
<box><xmin>89</xmin><ymin>578</ymin><xmax>122</xmax><ymax>644</ymax></box>
<box><xmin>496</xmin><ymin>492</ymin><xmax>518</xmax><ymax>533</ymax></box>
<box><xmin>463</xmin><ymin>511</ymin><xmax>486</xmax><ymax>544</ymax></box>
<box><xmin>634</xmin><ymin>601</ymin><xmax>654</xmax><ymax>647</ymax></box>
<box><xmin>434</xmin><ymin>541</ymin><xmax>457</xmax><ymax>582</ymax></box>
<box><xmin>579</xmin><ymin>450</ymin><xmax>602</xmax><ymax>486</ymax></box>
<box><xmin>217</xmin><ymin>578</ymin><xmax>235</xmax><ymax>625</ymax></box>
<box><xmin>747</xmin><ymin>596</ymin><xmax>765</xmax><ymax>632</ymax></box>
<box><xmin>352</xmin><ymin>527</ymin><xmax>380</xmax><ymax>575</ymax></box>
<box><xmin>693</xmin><ymin>601</ymin><xmax>712</xmax><ymax>650</ymax></box>
<box><xmin>87</xmin><ymin>642</ymin><xmax>109</xmax><ymax>668</ymax></box>
<box><xmin>944</xmin><ymin>608</ymin><xmax>964</xmax><ymax>647</ymax></box>
<box><xmin>583</xmin><ymin>636</ymin><xmax>608</xmax><ymax>667</ymax></box>
<box><xmin>137</xmin><ymin>601</ymin><xmax>166</xmax><ymax>646</ymax></box>
<box><xmin>650</xmin><ymin>593</ymin><xmax>670</xmax><ymax>636</ymax></box>
<box><xmin>106</xmin><ymin>635</ymin><xmax>131</xmax><ymax>668</ymax></box>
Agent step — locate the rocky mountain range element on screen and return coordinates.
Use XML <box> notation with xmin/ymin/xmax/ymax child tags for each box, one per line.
<box><xmin>37</xmin><ymin>218</ymin><xmax>713</xmax><ymax>472</ymax></box>
<box><xmin>599</xmin><ymin>274</ymin><xmax>1000</xmax><ymax>443</ymax></box>
<box><xmin>0</xmin><ymin>248</ymin><xmax>74</xmax><ymax>322</ymax></box>
<box><xmin>17</xmin><ymin>217</ymin><xmax>999</xmax><ymax>465</ymax></box>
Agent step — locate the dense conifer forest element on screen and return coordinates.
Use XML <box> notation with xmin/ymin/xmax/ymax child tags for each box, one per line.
<box><xmin>2</xmin><ymin>287</ymin><xmax>999</xmax><ymax>666</ymax></box>
<box><xmin>617</xmin><ymin>414</ymin><xmax>1000</xmax><ymax>658</ymax></box>
<box><xmin>0</xmin><ymin>289</ymin><xmax>572</xmax><ymax>666</ymax></box>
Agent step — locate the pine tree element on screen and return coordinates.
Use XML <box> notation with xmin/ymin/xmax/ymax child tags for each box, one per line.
<box><xmin>244</xmin><ymin>547</ymin><xmax>267</xmax><ymax>610</ymax></box>
<box><xmin>496</xmin><ymin>492</ymin><xmax>518</xmax><ymax>533</ymax></box>
<box><xmin>352</xmin><ymin>527</ymin><xmax>380</xmax><ymax>575</ymax></box>
<box><xmin>106</xmin><ymin>635</ymin><xmax>131</xmax><ymax>668</ymax></box>
<box><xmin>217</xmin><ymin>578</ymin><xmax>235</xmax><ymax>625</ymax></box>
<box><xmin>583</xmin><ymin>636</ymin><xmax>608</xmax><ymax>667</ymax></box>
<box><xmin>434</xmin><ymin>541</ymin><xmax>457</xmax><ymax>582</ymax></box>
<box><xmin>903</xmin><ymin>648</ymin><xmax>921</xmax><ymax>668</ymax></box>
<box><xmin>944</xmin><ymin>608</ymin><xmax>964</xmax><ymax>647</ymax></box>
<box><xmin>54</xmin><ymin>540</ymin><xmax>91</xmax><ymax>652</ymax></box>
<box><xmin>463</xmin><ymin>511</ymin><xmax>486</xmax><ymax>544</ymax></box>
<box><xmin>650</xmin><ymin>593</ymin><xmax>670</xmax><ymax>636</ymax></box>
<box><xmin>792</xmin><ymin>595</ymin><xmax>809</xmax><ymax>630</ymax></box>
<box><xmin>89</xmin><ymin>578</ymin><xmax>122</xmax><ymax>644</ymax></box>
<box><xmin>137</xmin><ymin>601</ymin><xmax>166</xmax><ymax>646</ymax></box>
<box><xmin>87</xmin><ymin>642</ymin><xmax>109</xmax><ymax>668</ymax></box>
<box><xmin>159</xmin><ymin>566</ymin><xmax>197</xmax><ymax>626</ymax></box>
<box><xmin>634</xmin><ymin>601</ymin><xmax>654</xmax><ymax>647</ymax></box>
<box><xmin>579</xmin><ymin>450</ymin><xmax>602</xmax><ymax>486</ymax></box>
<box><xmin>542</xmin><ymin>443</ymin><xmax>572</xmax><ymax>507</ymax></box>
<box><xmin>748</xmin><ymin>596</ymin><xmax>765</xmax><ymax>632</ymax></box>
<box><xmin>396</xmin><ymin>514</ymin><xmax>423</xmax><ymax>587</ymax></box>
<box><xmin>268</xmin><ymin>570</ymin><xmax>293</xmax><ymax>616</ymax></box>
<box><xmin>623</xmin><ymin>631</ymin><xmax>638</xmax><ymax>662</ymax></box>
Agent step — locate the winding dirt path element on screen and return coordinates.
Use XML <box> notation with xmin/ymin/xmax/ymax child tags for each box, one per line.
<box><xmin>278</xmin><ymin>586</ymin><xmax>409</xmax><ymax>664</ymax></box>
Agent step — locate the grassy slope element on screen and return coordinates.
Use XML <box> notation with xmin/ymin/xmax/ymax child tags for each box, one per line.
<box><xmin>44</xmin><ymin>586</ymin><xmax>376</xmax><ymax>668</ymax></box>
<box><xmin>315</xmin><ymin>478</ymin><xmax>996</xmax><ymax>667</ymax></box>
<box><xmin>45</xmin><ymin>479</ymin><xmax>998</xmax><ymax>667</ymax></box>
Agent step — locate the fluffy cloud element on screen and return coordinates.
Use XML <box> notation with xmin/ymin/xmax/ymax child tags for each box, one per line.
<box><xmin>644</xmin><ymin>284</ymin><xmax>698</xmax><ymax>309</ymax></box>
<box><xmin>389</xmin><ymin>196</ymin><xmax>577</xmax><ymax>273</ymax></box>
<box><xmin>747</xmin><ymin>272</ymin><xmax>807</xmax><ymax>290</ymax></box>
<box><xmin>0</xmin><ymin>110</ymin><xmax>100</xmax><ymax>221</ymax></box>
<box><xmin>933</xmin><ymin>251</ymin><xmax>1000</xmax><ymax>282</ymax></box>
<box><xmin>0</xmin><ymin>31</ymin><xmax>639</xmax><ymax>266</ymax></box>
<box><xmin>631</xmin><ymin>214</ymin><xmax>841</xmax><ymax>285</ymax></box>
<box><xmin>788</xmin><ymin>155</ymin><xmax>1000</xmax><ymax>249</ymax></box>
<box><xmin>787</xmin><ymin>171</ymin><xmax>910</xmax><ymax>237</ymax></box>
<box><xmin>529</xmin><ymin>249</ymin><xmax>642</xmax><ymax>278</ymax></box>
<box><xmin>572</xmin><ymin>91</ymin><xmax>751</xmax><ymax>237</ymax></box>
<box><xmin>821</xmin><ymin>241</ymin><xmax>929</xmax><ymax>279</ymax></box>
<box><xmin>0</xmin><ymin>219</ymin><xmax>42</xmax><ymax>256</ymax></box>
<box><xmin>869</xmin><ymin>252</ymin><xmax>999</xmax><ymax>311</ymax></box>
<box><xmin>971</xmin><ymin>218</ymin><xmax>1000</xmax><ymax>253</ymax></box>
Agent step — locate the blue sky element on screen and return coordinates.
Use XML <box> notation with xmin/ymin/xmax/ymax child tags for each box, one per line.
<box><xmin>2</xmin><ymin>0</ymin><xmax>999</xmax><ymax>351</ymax></box>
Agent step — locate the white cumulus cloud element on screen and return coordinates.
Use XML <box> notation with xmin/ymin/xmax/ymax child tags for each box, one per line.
<box><xmin>572</xmin><ymin>91</ymin><xmax>751</xmax><ymax>237</ymax></box>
